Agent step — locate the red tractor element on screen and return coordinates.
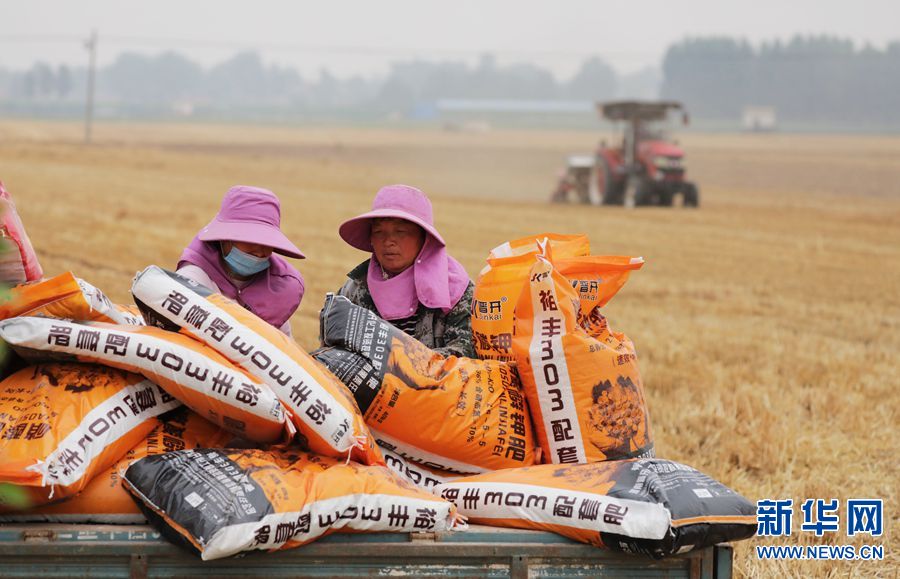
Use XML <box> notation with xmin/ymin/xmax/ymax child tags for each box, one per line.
<box><xmin>551</xmin><ymin>100</ymin><xmax>699</xmax><ymax>207</ymax></box>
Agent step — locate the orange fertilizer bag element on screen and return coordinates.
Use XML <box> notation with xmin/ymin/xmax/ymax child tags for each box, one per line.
<box><xmin>512</xmin><ymin>248</ymin><xmax>652</xmax><ymax>464</ymax></box>
<box><xmin>0</xmin><ymin>363</ymin><xmax>180</xmax><ymax>509</ymax></box>
<box><xmin>0</xmin><ymin>408</ymin><xmax>230</xmax><ymax>523</ymax></box>
<box><xmin>131</xmin><ymin>266</ymin><xmax>381</xmax><ymax>465</ymax></box>
<box><xmin>434</xmin><ymin>459</ymin><xmax>756</xmax><ymax>558</ymax></box>
<box><xmin>0</xmin><ymin>317</ymin><xmax>293</xmax><ymax>444</ymax></box>
<box><xmin>316</xmin><ymin>294</ymin><xmax>536</xmax><ymax>474</ymax></box>
<box><xmin>0</xmin><ymin>272</ymin><xmax>143</xmax><ymax>325</ymax></box>
<box><xmin>473</xmin><ymin>233</ymin><xmax>590</xmax><ymax>362</ymax></box>
<box><xmin>486</xmin><ymin>232</ymin><xmax>591</xmax><ymax>261</ymax></box>
<box><xmin>123</xmin><ymin>447</ymin><xmax>458</xmax><ymax>560</ymax></box>
<box><xmin>474</xmin><ymin>253</ymin><xmax>643</xmax><ymax>363</ymax></box>
<box><xmin>556</xmin><ymin>255</ymin><xmax>645</xmax><ymax>339</ymax></box>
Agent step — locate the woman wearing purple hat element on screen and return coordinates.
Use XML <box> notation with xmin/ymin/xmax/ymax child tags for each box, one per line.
<box><xmin>335</xmin><ymin>184</ymin><xmax>475</xmax><ymax>357</ymax></box>
<box><xmin>176</xmin><ymin>185</ymin><xmax>305</xmax><ymax>336</ymax></box>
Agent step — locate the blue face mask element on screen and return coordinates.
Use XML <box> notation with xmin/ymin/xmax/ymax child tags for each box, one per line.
<box><xmin>224</xmin><ymin>246</ymin><xmax>271</xmax><ymax>277</ymax></box>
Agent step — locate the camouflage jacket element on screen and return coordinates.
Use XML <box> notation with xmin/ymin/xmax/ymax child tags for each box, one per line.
<box><xmin>336</xmin><ymin>260</ymin><xmax>476</xmax><ymax>358</ymax></box>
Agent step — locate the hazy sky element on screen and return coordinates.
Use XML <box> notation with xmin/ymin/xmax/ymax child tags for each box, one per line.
<box><xmin>2</xmin><ymin>1</ymin><xmax>898</xmax><ymax>79</ymax></box>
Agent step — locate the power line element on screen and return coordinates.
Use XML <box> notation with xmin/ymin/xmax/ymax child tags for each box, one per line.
<box><xmin>0</xmin><ymin>34</ymin><xmax>84</xmax><ymax>43</ymax></box>
<box><xmin>0</xmin><ymin>32</ymin><xmax>659</xmax><ymax>61</ymax></box>
<box><xmin>100</xmin><ymin>34</ymin><xmax>658</xmax><ymax>60</ymax></box>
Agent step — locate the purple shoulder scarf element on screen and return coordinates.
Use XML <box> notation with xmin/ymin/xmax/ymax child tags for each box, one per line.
<box><xmin>368</xmin><ymin>236</ymin><xmax>469</xmax><ymax>320</ymax></box>
<box><xmin>178</xmin><ymin>236</ymin><xmax>304</xmax><ymax>328</ymax></box>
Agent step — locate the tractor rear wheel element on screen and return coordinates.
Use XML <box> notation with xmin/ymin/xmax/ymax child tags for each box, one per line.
<box><xmin>658</xmin><ymin>186</ymin><xmax>674</xmax><ymax>207</ymax></box>
<box><xmin>599</xmin><ymin>158</ymin><xmax>625</xmax><ymax>205</ymax></box>
<box><xmin>682</xmin><ymin>182</ymin><xmax>700</xmax><ymax>207</ymax></box>
<box><xmin>634</xmin><ymin>179</ymin><xmax>657</xmax><ymax>206</ymax></box>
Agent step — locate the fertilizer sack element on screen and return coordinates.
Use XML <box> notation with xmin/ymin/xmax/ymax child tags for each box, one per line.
<box><xmin>0</xmin><ymin>408</ymin><xmax>230</xmax><ymax>523</ymax></box>
<box><xmin>0</xmin><ymin>363</ymin><xmax>179</xmax><ymax>510</ymax></box>
<box><xmin>513</xmin><ymin>249</ymin><xmax>652</xmax><ymax>464</ymax></box>
<box><xmin>474</xmin><ymin>250</ymin><xmax>643</xmax><ymax>363</ymax></box>
<box><xmin>379</xmin><ymin>444</ymin><xmax>461</xmax><ymax>492</ymax></box>
<box><xmin>0</xmin><ymin>317</ymin><xmax>293</xmax><ymax>444</ymax></box>
<box><xmin>0</xmin><ymin>272</ymin><xmax>143</xmax><ymax>325</ymax></box>
<box><xmin>474</xmin><ymin>233</ymin><xmax>591</xmax><ymax>362</ymax></box>
<box><xmin>555</xmin><ymin>255</ymin><xmax>645</xmax><ymax>336</ymax></box>
<box><xmin>123</xmin><ymin>447</ymin><xmax>457</xmax><ymax>560</ymax></box>
<box><xmin>0</xmin><ymin>181</ymin><xmax>42</xmax><ymax>284</ymax></box>
<box><xmin>486</xmin><ymin>232</ymin><xmax>591</xmax><ymax>262</ymax></box>
<box><xmin>435</xmin><ymin>459</ymin><xmax>756</xmax><ymax>558</ymax></box>
<box><xmin>132</xmin><ymin>266</ymin><xmax>380</xmax><ymax>465</ymax></box>
<box><xmin>317</xmin><ymin>294</ymin><xmax>536</xmax><ymax>473</ymax></box>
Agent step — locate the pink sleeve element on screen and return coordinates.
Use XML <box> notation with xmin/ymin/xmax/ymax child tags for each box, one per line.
<box><xmin>0</xmin><ymin>181</ymin><xmax>43</xmax><ymax>282</ymax></box>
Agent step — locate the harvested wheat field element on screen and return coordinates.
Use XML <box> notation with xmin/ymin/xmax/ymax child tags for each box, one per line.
<box><xmin>1</xmin><ymin>119</ymin><xmax>897</xmax><ymax>577</ymax></box>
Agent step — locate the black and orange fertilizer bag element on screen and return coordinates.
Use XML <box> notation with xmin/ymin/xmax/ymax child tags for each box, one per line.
<box><xmin>0</xmin><ymin>317</ymin><xmax>293</xmax><ymax>444</ymax></box>
<box><xmin>131</xmin><ymin>266</ymin><xmax>381</xmax><ymax>466</ymax></box>
<box><xmin>434</xmin><ymin>459</ymin><xmax>756</xmax><ymax>558</ymax></box>
<box><xmin>512</xmin><ymin>246</ymin><xmax>652</xmax><ymax>464</ymax></box>
<box><xmin>0</xmin><ymin>363</ymin><xmax>180</xmax><ymax>510</ymax></box>
<box><xmin>123</xmin><ymin>447</ymin><xmax>458</xmax><ymax>560</ymax></box>
<box><xmin>1</xmin><ymin>408</ymin><xmax>230</xmax><ymax>523</ymax></box>
<box><xmin>379</xmin><ymin>444</ymin><xmax>461</xmax><ymax>492</ymax></box>
<box><xmin>316</xmin><ymin>294</ymin><xmax>536</xmax><ymax>474</ymax></box>
<box><xmin>473</xmin><ymin>233</ymin><xmax>591</xmax><ymax>362</ymax></box>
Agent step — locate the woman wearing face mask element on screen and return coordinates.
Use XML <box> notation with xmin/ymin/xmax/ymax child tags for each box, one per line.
<box><xmin>335</xmin><ymin>184</ymin><xmax>475</xmax><ymax>358</ymax></box>
<box><xmin>176</xmin><ymin>185</ymin><xmax>305</xmax><ymax>336</ymax></box>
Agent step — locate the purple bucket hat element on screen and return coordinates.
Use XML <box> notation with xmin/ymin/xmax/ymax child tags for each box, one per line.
<box><xmin>339</xmin><ymin>184</ymin><xmax>444</xmax><ymax>252</ymax></box>
<box><xmin>198</xmin><ymin>185</ymin><xmax>305</xmax><ymax>259</ymax></box>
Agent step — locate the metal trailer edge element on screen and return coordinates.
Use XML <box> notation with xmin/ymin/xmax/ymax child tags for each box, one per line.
<box><xmin>0</xmin><ymin>523</ymin><xmax>733</xmax><ymax>578</ymax></box>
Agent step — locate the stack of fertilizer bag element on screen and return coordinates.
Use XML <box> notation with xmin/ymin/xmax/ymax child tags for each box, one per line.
<box><xmin>0</xmin><ymin>179</ymin><xmax>755</xmax><ymax>560</ymax></box>
<box><xmin>316</xmin><ymin>232</ymin><xmax>756</xmax><ymax>559</ymax></box>
<box><xmin>0</xmin><ymin>261</ymin><xmax>459</xmax><ymax>560</ymax></box>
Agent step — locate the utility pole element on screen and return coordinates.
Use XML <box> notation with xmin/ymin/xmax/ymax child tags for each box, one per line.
<box><xmin>84</xmin><ymin>30</ymin><xmax>97</xmax><ymax>144</ymax></box>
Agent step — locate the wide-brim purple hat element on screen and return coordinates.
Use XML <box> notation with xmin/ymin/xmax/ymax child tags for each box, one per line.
<box><xmin>198</xmin><ymin>185</ymin><xmax>305</xmax><ymax>259</ymax></box>
<box><xmin>339</xmin><ymin>184</ymin><xmax>444</xmax><ymax>252</ymax></box>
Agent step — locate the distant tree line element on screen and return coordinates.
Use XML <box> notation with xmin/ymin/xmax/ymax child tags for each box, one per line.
<box><xmin>373</xmin><ymin>54</ymin><xmax>619</xmax><ymax>112</ymax></box>
<box><xmin>0</xmin><ymin>51</ymin><xmax>626</xmax><ymax>115</ymax></box>
<box><xmin>1</xmin><ymin>34</ymin><xmax>898</xmax><ymax>127</ymax></box>
<box><xmin>661</xmin><ymin>35</ymin><xmax>900</xmax><ymax>126</ymax></box>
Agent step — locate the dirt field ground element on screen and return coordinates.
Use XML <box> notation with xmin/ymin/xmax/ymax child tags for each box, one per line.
<box><xmin>1</xmin><ymin>119</ymin><xmax>897</xmax><ymax>577</ymax></box>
